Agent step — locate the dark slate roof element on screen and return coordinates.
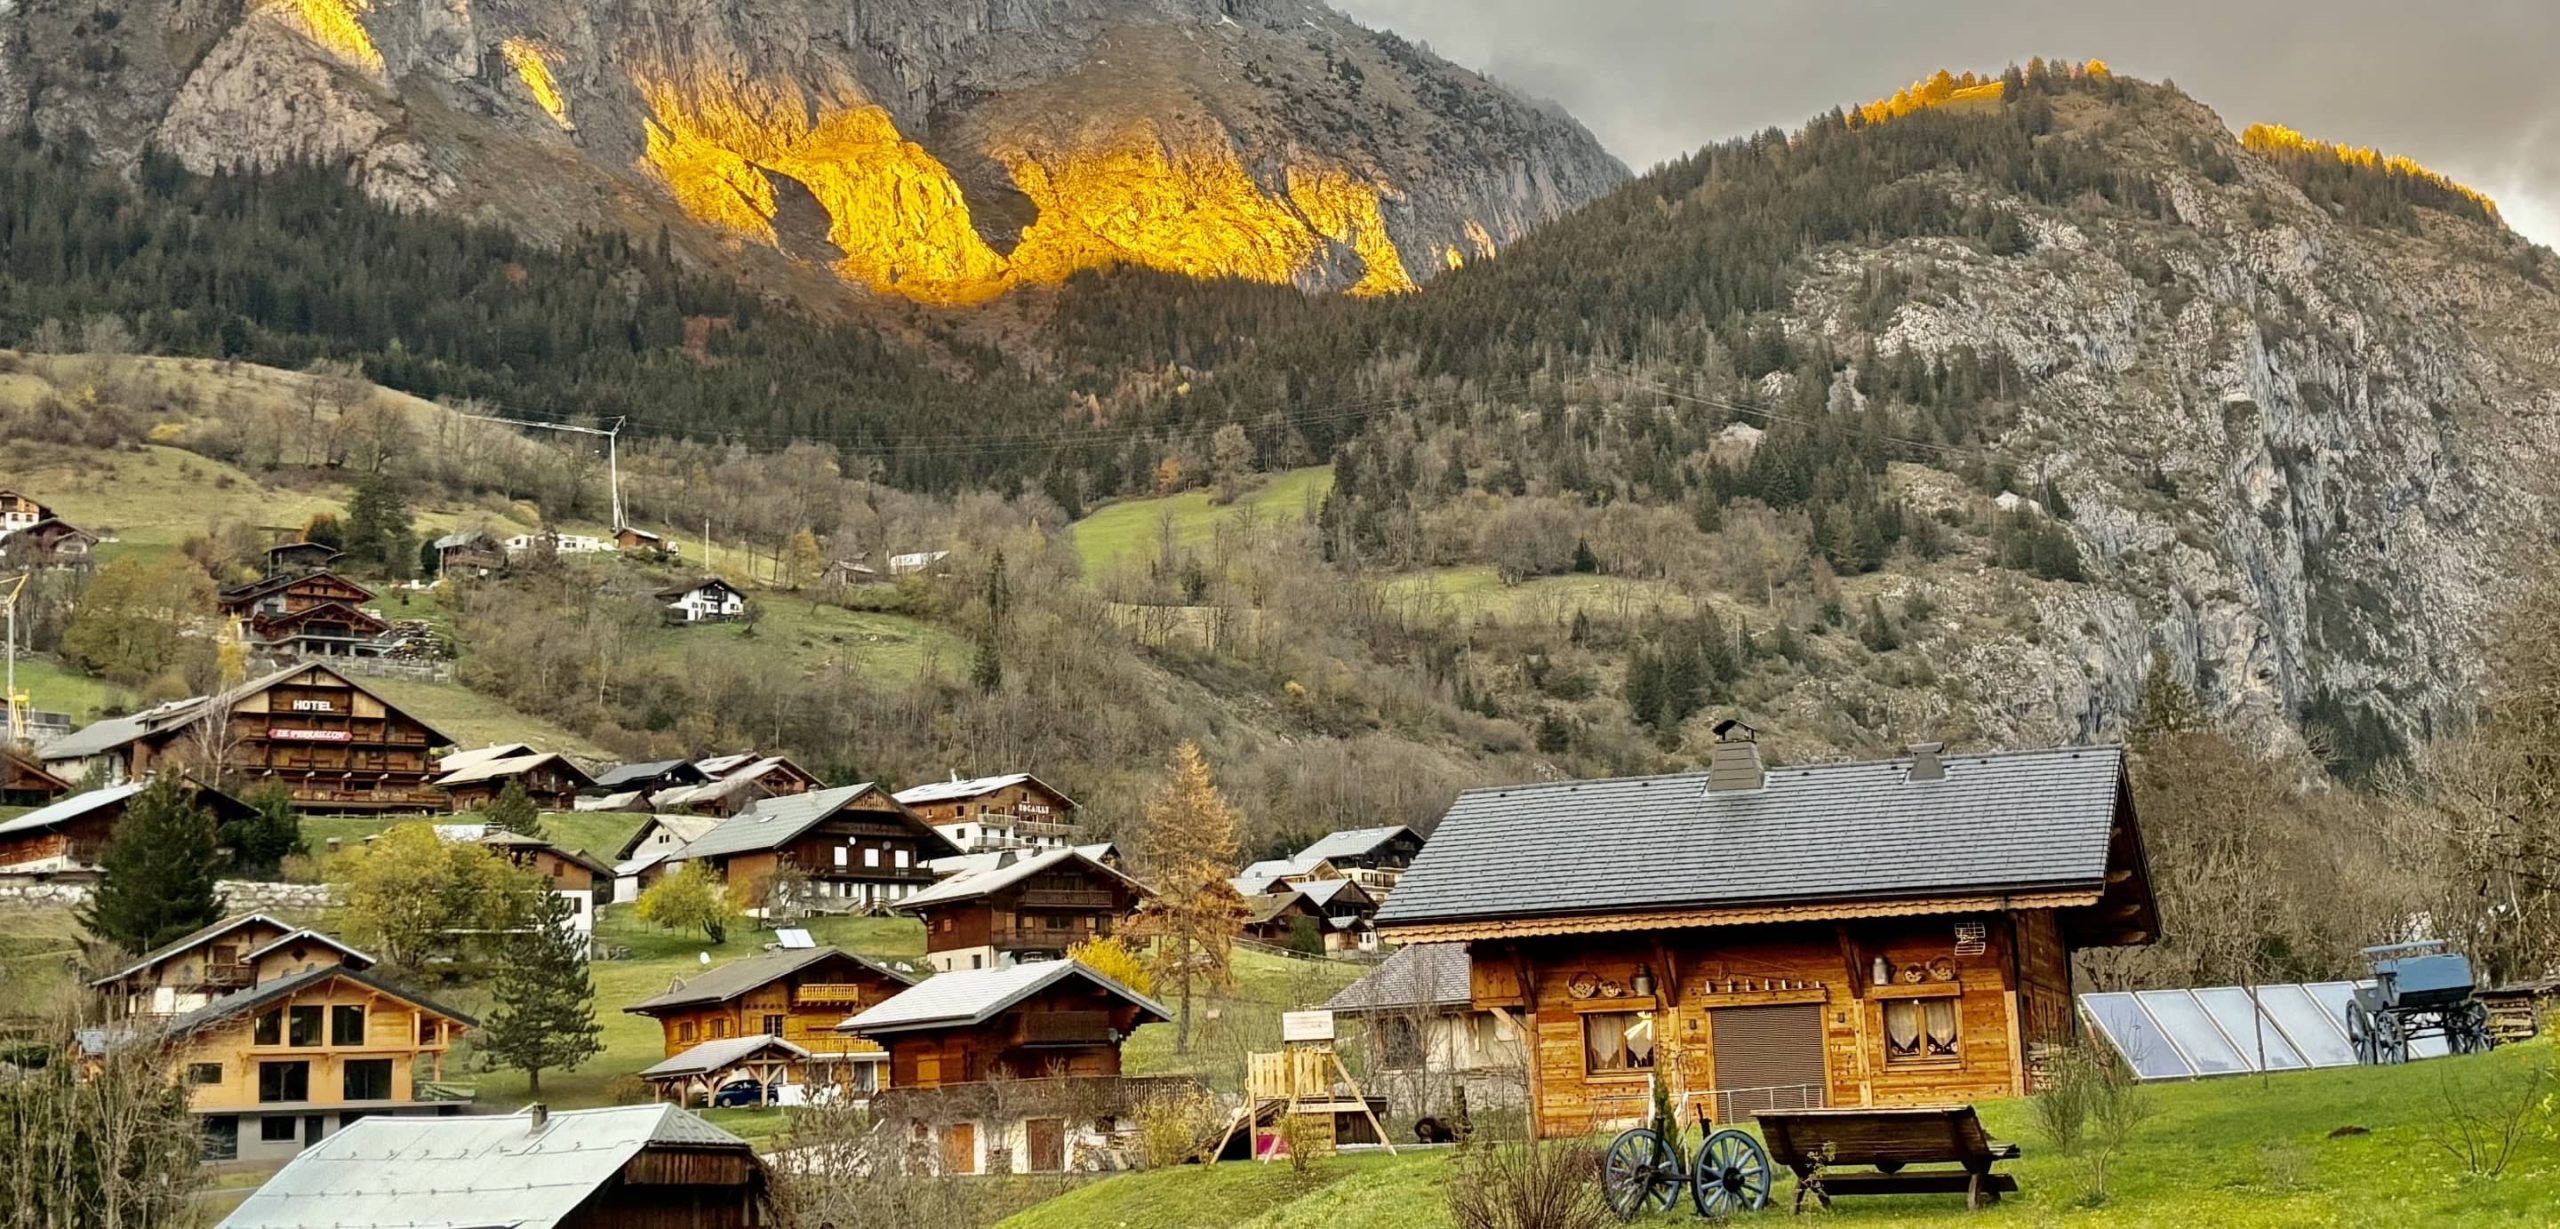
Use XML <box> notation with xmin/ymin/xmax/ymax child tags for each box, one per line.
<box><xmin>1375</xmin><ymin>745</ymin><xmax>2129</xmax><ymax>928</ymax></box>
<box><xmin>163</xmin><ymin>964</ymin><xmax>477</xmax><ymax>1037</ymax></box>
<box><xmin>593</xmin><ymin>759</ymin><xmax>700</xmax><ymax>790</ymax></box>
<box><xmin>1296</xmin><ymin>825</ymin><xmax>1417</xmax><ymax>864</ymax></box>
<box><xmin>623</xmin><ymin>945</ymin><xmax>913</xmax><ymax>1014</ymax></box>
<box><xmin>1324</xmin><ymin>944</ymin><xmax>1473</xmax><ymax>1014</ymax></box>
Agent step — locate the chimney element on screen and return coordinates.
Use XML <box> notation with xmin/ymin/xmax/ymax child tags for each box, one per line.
<box><xmin>1907</xmin><ymin>742</ymin><xmax>1945</xmax><ymax>782</ymax></box>
<box><xmin>528</xmin><ymin>1103</ymin><xmax>549</xmax><ymax>1133</ymax></box>
<box><xmin>1706</xmin><ymin>719</ymin><xmax>1764</xmax><ymax>793</ymax></box>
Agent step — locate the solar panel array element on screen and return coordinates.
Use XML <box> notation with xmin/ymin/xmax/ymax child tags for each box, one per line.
<box><xmin>2077</xmin><ymin>982</ymin><xmax>2447</xmax><ymax>1080</ymax></box>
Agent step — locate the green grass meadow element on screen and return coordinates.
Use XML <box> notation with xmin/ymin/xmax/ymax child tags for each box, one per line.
<box><xmin>1071</xmin><ymin>466</ymin><xmax>1333</xmax><ymax>574</ymax></box>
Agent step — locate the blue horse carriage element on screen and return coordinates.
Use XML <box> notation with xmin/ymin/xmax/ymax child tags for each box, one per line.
<box><xmin>2344</xmin><ymin>940</ymin><xmax>2494</xmax><ymax>1064</ymax></box>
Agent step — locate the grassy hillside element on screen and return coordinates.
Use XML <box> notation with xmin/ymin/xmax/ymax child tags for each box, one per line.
<box><xmin>1000</xmin><ymin>1040</ymin><xmax>2560</xmax><ymax>1228</ymax></box>
<box><xmin>1072</xmin><ymin>466</ymin><xmax>1333</xmax><ymax>574</ymax></box>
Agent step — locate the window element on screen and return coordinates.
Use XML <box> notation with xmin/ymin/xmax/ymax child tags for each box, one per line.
<box><xmin>713</xmin><ymin>1018</ymin><xmax>731</xmax><ymax>1039</ymax></box>
<box><xmin>331</xmin><ymin>1005</ymin><xmax>366</xmax><ymax>1046</ymax></box>
<box><xmin>257</xmin><ymin>1061</ymin><xmax>310</xmax><ymax>1104</ymax></box>
<box><xmin>679</xmin><ymin>1021</ymin><xmax>697</xmax><ymax>1043</ymax></box>
<box><xmin>259</xmin><ymin>1116</ymin><xmax>299</xmax><ymax>1142</ymax></box>
<box><xmin>864</xmin><ymin>848</ymin><xmax>881</xmax><ymax>868</ymax></box>
<box><xmin>894</xmin><ymin>849</ymin><xmax>911</xmax><ymax>868</ymax></box>
<box><xmin>418</xmin><ymin>1018</ymin><xmax>439</xmax><ymax>1045</ymax></box>
<box><xmin>1583</xmin><ymin>1012</ymin><xmax>1654</xmax><ymax>1074</ymax></box>
<box><xmin>189</xmin><ymin>1062</ymin><xmax>224</xmax><ymax>1086</ymax></box>
<box><xmin>763</xmin><ymin>1014</ymin><xmax>785</xmax><ymax>1036</ymax></box>
<box><xmin>833</xmin><ymin>846</ymin><xmax>848</xmax><ymax>868</ymax></box>
<box><xmin>254</xmin><ymin>1009</ymin><xmax>282</xmax><ymax>1046</ymax></box>
<box><xmin>287</xmin><ymin>1006</ymin><xmax>323</xmax><ymax>1047</ymax></box>
<box><xmin>342</xmin><ymin>1059</ymin><xmax>393</xmax><ymax>1101</ymax></box>
<box><xmin>1884</xmin><ymin>998</ymin><xmax>1961</xmax><ymax>1064</ymax></box>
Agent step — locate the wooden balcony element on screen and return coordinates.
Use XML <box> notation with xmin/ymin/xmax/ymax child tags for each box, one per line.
<box><xmin>1016</xmin><ymin>889</ymin><xmax>1118</xmax><ymax>911</ymax></box>
<box><xmin>1014</xmin><ymin>1011</ymin><xmax>1117</xmax><ymax>1047</ymax></box>
<box><xmin>793</xmin><ymin>983</ymin><xmax>869</xmax><ymax>1006</ymax></box>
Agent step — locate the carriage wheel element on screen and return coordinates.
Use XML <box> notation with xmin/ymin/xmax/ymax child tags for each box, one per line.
<box><xmin>1601</xmin><ymin>1128</ymin><xmax>1680</xmax><ymax>1220</ymax></box>
<box><xmin>1691</xmin><ymin>1129</ymin><xmax>1774</xmax><ymax>1219</ymax></box>
<box><xmin>2452</xmin><ymin>1002</ymin><xmax>2494</xmax><ymax>1054</ymax></box>
<box><xmin>2375</xmin><ymin>1012</ymin><xmax>2410</xmax><ymax>1064</ymax></box>
<box><xmin>2347</xmin><ymin>1002</ymin><xmax>2379</xmax><ymax>1065</ymax></box>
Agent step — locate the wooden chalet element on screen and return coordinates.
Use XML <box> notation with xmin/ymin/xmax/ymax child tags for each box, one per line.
<box><xmin>894</xmin><ymin>772</ymin><xmax>1080</xmax><ymax>853</ymax></box>
<box><xmin>660</xmin><ymin>578</ymin><xmax>747</xmax><ymax>625</ymax></box>
<box><xmin>473</xmin><ymin>830</ymin><xmax>615</xmax><ymax>894</ymax></box>
<box><xmin>40</xmin><ymin>664</ymin><xmax>455</xmax><ymax>812</ymax></box>
<box><xmin>625</xmin><ymin>946</ymin><xmax>912</xmax><ymax>1098</ymax></box>
<box><xmin>615</xmin><ymin>525</ymin><xmax>675</xmax><ymax>555</ymax></box>
<box><xmin>431</xmin><ymin>529</ymin><xmax>506</xmax><ymax>576</ymax></box>
<box><xmin>1</xmin><ymin>744</ymin><xmax>70</xmax><ymax>807</ymax></box>
<box><xmin>91</xmin><ymin>912</ymin><xmax>374</xmax><ymax>1018</ymax></box>
<box><xmin>594</xmin><ymin>757</ymin><xmax>711</xmax><ymax>798</ymax></box>
<box><xmin>0</xmin><ymin>516</ymin><xmax>99</xmax><ymax>569</ymax></box>
<box><xmin>1238</xmin><ymin>888</ymin><xmax>1330</xmax><ymax>948</ymax></box>
<box><xmin>0</xmin><ymin>778</ymin><xmax>258</xmax><ymax>874</ymax></box>
<box><xmin>215</xmin><ymin>1103</ymin><xmax>769</xmax><ymax>1228</ymax></box>
<box><xmin>434</xmin><ymin>751</ymin><xmax>599</xmax><ymax>812</ymax></box>
<box><xmin>217</xmin><ymin>570</ymin><xmax>390</xmax><ymax>658</ymax></box>
<box><xmin>649</xmin><ymin>755</ymin><xmax>822</xmax><ymax>818</ymax></box>
<box><xmin>667</xmin><ymin>783</ymin><xmax>962</xmax><ymax>909</ymax></box>
<box><xmin>893</xmin><ymin>847</ymin><xmax>1150</xmax><ymax>974</ymax></box>
<box><xmin>158</xmin><ymin>962</ymin><xmax>475</xmax><ymax>1161</ymax></box>
<box><xmin>839</xmin><ymin>961</ymin><xmax>1171</xmax><ymax>1174</ymax></box>
<box><xmin>261</xmin><ymin>541</ymin><xmax>341</xmax><ymax>574</ymax></box>
<box><xmin>1374</xmin><ymin>732</ymin><xmax>2158</xmax><ymax>1136</ymax></box>
<box><xmin>0</xmin><ymin>488</ymin><xmax>51</xmax><ymax>535</ymax></box>
<box><xmin>1322</xmin><ymin>943</ymin><xmax>1527</xmax><ymax>1110</ymax></box>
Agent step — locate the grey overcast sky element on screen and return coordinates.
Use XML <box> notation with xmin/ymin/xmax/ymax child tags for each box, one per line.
<box><xmin>1335</xmin><ymin>0</ymin><xmax>2560</xmax><ymax>245</ymax></box>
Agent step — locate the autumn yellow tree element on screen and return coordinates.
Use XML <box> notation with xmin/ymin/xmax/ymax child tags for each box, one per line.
<box><xmin>1067</xmin><ymin>934</ymin><xmax>1155</xmax><ymax>996</ymax></box>
<box><xmin>784</xmin><ymin>528</ymin><xmax>821</xmax><ymax>590</ymax></box>
<box><xmin>1124</xmin><ymin>742</ymin><xmax>1249</xmax><ymax>1054</ymax></box>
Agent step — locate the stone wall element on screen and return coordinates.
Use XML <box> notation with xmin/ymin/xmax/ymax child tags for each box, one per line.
<box><xmin>0</xmin><ymin>878</ymin><xmax>338</xmax><ymax>911</ymax></box>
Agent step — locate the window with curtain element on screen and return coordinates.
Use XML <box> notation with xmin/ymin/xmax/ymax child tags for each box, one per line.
<box><xmin>1583</xmin><ymin>1011</ymin><xmax>1655</xmax><ymax>1074</ymax></box>
<box><xmin>1884</xmin><ymin>997</ymin><xmax>1961</xmax><ymax>1064</ymax></box>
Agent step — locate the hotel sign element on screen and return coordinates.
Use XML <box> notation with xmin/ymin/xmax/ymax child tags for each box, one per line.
<box><xmin>269</xmin><ymin>728</ymin><xmax>353</xmax><ymax>742</ymax></box>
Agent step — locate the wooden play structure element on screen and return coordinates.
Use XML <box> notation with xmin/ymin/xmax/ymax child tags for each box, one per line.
<box><xmin>1214</xmin><ymin>1011</ymin><xmax>1395</xmax><ymax>1161</ymax></box>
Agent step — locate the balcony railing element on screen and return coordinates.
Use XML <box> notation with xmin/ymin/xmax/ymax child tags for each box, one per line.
<box><xmin>794</xmin><ymin>983</ymin><xmax>869</xmax><ymax>1005</ymax></box>
<box><xmin>1014</xmin><ymin>1011</ymin><xmax>1116</xmax><ymax>1046</ymax></box>
<box><xmin>1016</xmin><ymin>889</ymin><xmax>1118</xmax><ymax>911</ymax></box>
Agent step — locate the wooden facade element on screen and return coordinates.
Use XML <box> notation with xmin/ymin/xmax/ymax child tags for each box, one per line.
<box><xmin>439</xmin><ymin>754</ymin><xmax>598</xmax><ymax>812</ymax></box>
<box><xmin>1379</xmin><ymin>739</ymin><xmax>2158</xmax><ymax>1138</ymax></box>
<box><xmin>92</xmin><ymin>914</ymin><xmax>373</xmax><ymax>1018</ymax></box>
<box><xmin>873</xmin><ymin>978</ymin><xmax>1151</xmax><ymax>1090</ymax></box>
<box><xmin>689</xmin><ymin>785</ymin><xmax>958</xmax><ymax>909</ymax></box>
<box><xmin>897</xmin><ymin>774</ymin><xmax>1080</xmax><ymax>852</ymax></box>
<box><xmin>0</xmin><ymin>745</ymin><xmax>69</xmax><ymax>807</ymax></box>
<box><xmin>220</xmin><ymin>571</ymin><xmax>389</xmax><ymax>656</ymax></box>
<box><xmin>904</xmin><ymin>852</ymin><xmax>1144</xmax><ymax>974</ymax></box>
<box><xmin>170</xmin><ymin>965</ymin><xmax>475</xmax><ymax>1161</ymax></box>
<box><xmin>0</xmin><ymin>488</ymin><xmax>50</xmax><ymax>534</ymax></box>
<box><xmin>0</xmin><ymin>778</ymin><xmax>257</xmax><ymax>873</ymax></box>
<box><xmin>45</xmin><ymin>665</ymin><xmax>454</xmax><ymax>812</ymax></box>
<box><xmin>625</xmin><ymin>948</ymin><xmax>907</xmax><ymax>1077</ymax></box>
<box><xmin>0</xmin><ymin>518</ymin><xmax>98</xmax><ymax>569</ymax></box>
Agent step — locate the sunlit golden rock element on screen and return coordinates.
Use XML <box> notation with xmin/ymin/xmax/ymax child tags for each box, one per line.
<box><xmin>2241</xmin><ymin>123</ymin><xmax>2498</xmax><ymax>218</ymax></box>
<box><xmin>1286</xmin><ymin>166</ymin><xmax>1414</xmax><ymax>296</ymax></box>
<box><xmin>256</xmin><ymin>0</ymin><xmax>382</xmax><ymax>75</ymax></box>
<box><xmin>502</xmin><ymin>38</ymin><xmax>571</xmax><ymax>131</ymax></box>
<box><xmin>1463</xmin><ymin>219</ymin><xmax>1497</xmax><ymax>260</ymax></box>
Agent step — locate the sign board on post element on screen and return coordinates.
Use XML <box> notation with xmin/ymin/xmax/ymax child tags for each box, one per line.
<box><xmin>1281</xmin><ymin>1010</ymin><xmax>1335</xmax><ymax>1044</ymax></box>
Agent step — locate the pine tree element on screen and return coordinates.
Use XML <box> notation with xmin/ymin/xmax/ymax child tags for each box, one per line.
<box><xmin>2132</xmin><ymin>650</ymin><xmax>2209</xmax><ymax>749</ymax></box>
<box><xmin>971</xmin><ymin>550</ymin><xmax>1009</xmax><ymax>695</ymax></box>
<box><xmin>484</xmin><ymin>779</ymin><xmax>544</xmax><ymax>838</ymax></box>
<box><xmin>478</xmin><ymin>889</ymin><xmax>603</xmax><ymax>1096</ymax></box>
<box><xmin>342</xmin><ymin>472</ymin><xmax>414</xmax><ymax>575</ymax></box>
<box><xmin>1570</xmin><ymin>538</ymin><xmax>1599</xmax><ymax>574</ymax></box>
<box><xmin>1123</xmin><ymin>742</ymin><xmax>1250</xmax><ymax>1055</ymax></box>
<box><xmin>228</xmin><ymin>781</ymin><xmax>304</xmax><ymax>879</ymax></box>
<box><xmin>80</xmin><ymin>777</ymin><xmax>225</xmax><ymax>953</ymax></box>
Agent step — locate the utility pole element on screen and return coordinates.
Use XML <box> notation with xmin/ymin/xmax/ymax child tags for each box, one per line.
<box><xmin>451</xmin><ymin>411</ymin><xmax>629</xmax><ymax>529</ymax></box>
<box><xmin>2</xmin><ymin>574</ymin><xmax>26</xmax><ymax>748</ymax></box>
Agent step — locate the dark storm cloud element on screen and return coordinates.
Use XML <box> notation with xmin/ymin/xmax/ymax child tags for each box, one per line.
<box><xmin>1336</xmin><ymin>0</ymin><xmax>2560</xmax><ymax>243</ymax></box>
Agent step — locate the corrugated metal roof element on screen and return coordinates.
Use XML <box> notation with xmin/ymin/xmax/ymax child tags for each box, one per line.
<box><xmin>1295</xmin><ymin>825</ymin><xmax>1416</xmax><ymax>864</ymax></box>
<box><xmin>1324</xmin><ymin>944</ymin><xmax>1473</xmax><ymax>1014</ymax></box>
<box><xmin>592</xmin><ymin>759</ymin><xmax>697</xmax><ymax>790</ymax></box>
<box><xmin>841</xmin><ymin>960</ymin><xmax>1169</xmax><ymax>1036</ymax></box>
<box><xmin>1375</xmin><ymin>745</ymin><xmax>2128</xmax><ymax>928</ymax></box>
<box><xmin>215</xmin><ymin>1105</ymin><xmax>751</xmax><ymax>1229</ymax></box>
<box><xmin>892</xmin><ymin>848</ymin><xmax>1149</xmax><ymax>911</ymax></box>
<box><xmin>623</xmin><ymin>946</ymin><xmax>912</xmax><ymax>1014</ymax></box>
<box><xmin>638</xmin><ymin>1033</ymin><xmax>811</xmax><ymax>1079</ymax></box>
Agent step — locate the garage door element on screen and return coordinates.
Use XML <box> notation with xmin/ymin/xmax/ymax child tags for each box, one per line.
<box><xmin>1709</xmin><ymin>1004</ymin><xmax>1827</xmax><ymax>1121</ymax></box>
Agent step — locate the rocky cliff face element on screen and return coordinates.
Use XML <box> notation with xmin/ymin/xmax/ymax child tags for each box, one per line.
<box><xmin>1758</xmin><ymin>89</ymin><xmax>2560</xmax><ymax>761</ymax></box>
<box><xmin>1</xmin><ymin>0</ymin><xmax>1625</xmax><ymax>302</ymax></box>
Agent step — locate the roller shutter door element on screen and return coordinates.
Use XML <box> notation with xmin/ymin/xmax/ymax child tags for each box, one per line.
<box><xmin>1709</xmin><ymin>1004</ymin><xmax>1827</xmax><ymax>1121</ymax></box>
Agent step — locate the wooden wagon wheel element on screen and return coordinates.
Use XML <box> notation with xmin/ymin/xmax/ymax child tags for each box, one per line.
<box><xmin>2347</xmin><ymin>1001</ymin><xmax>2381</xmax><ymax>1065</ymax></box>
<box><xmin>1690</xmin><ymin>1128</ymin><xmax>1773</xmax><ymax>1219</ymax></box>
<box><xmin>2374</xmin><ymin>1011</ymin><xmax>2410</xmax><ymax>1064</ymax></box>
<box><xmin>2452</xmin><ymin>1001</ymin><xmax>2494</xmax><ymax>1054</ymax></box>
<box><xmin>1601</xmin><ymin>1127</ymin><xmax>1681</xmax><ymax>1220</ymax></box>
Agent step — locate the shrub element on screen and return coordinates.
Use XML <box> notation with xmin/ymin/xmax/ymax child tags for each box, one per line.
<box><xmin>1131</xmin><ymin>1084</ymin><xmax>1226</xmax><ymax>1170</ymax></box>
<box><xmin>1447</xmin><ymin>1138</ymin><xmax>1611</xmax><ymax>1229</ymax></box>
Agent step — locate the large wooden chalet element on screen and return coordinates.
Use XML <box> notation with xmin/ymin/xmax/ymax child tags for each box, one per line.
<box><xmin>667</xmin><ymin>783</ymin><xmax>960</xmax><ymax>909</ymax></box>
<box><xmin>839</xmin><ymin>961</ymin><xmax>1171</xmax><ymax>1174</ymax></box>
<box><xmin>624</xmin><ymin>946</ymin><xmax>912</xmax><ymax>1101</ymax></box>
<box><xmin>893</xmin><ymin>847</ymin><xmax>1150</xmax><ymax>974</ymax></box>
<box><xmin>90</xmin><ymin>912</ymin><xmax>375</xmax><ymax>1019</ymax></box>
<box><xmin>893</xmin><ymin>772</ymin><xmax>1080</xmax><ymax>853</ymax></box>
<box><xmin>1374</xmin><ymin>731</ymin><xmax>2157</xmax><ymax>1136</ymax></box>
<box><xmin>40</xmin><ymin>664</ymin><xmax>453</xmax><ymax>812</ymax></box>
<box><xmin>217</xmin><ymin>570</ymin><xmax>392</xmax><ymax>659</ymax></box>
<box><xmin>0</xmin><ymin>516</ymin><xmax>99</xmax><ymax>569</ymax></box>
<box><xmin>0</xmin><ymin>777</ymin><xmax>257</xmax><ymax>874</ymax></box>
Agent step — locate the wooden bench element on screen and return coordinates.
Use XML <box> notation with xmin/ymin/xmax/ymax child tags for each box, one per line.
<box><xmin>1754</xmin><ymin>1106</ymin><xmax>2020</xmax><ymax>1212</ymax></box>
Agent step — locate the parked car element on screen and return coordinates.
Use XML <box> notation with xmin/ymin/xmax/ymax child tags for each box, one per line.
<box><xmin>710</xmin><ymin>1079</ymin><xmax>767</xmax><ymax>1108</ymax></box>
